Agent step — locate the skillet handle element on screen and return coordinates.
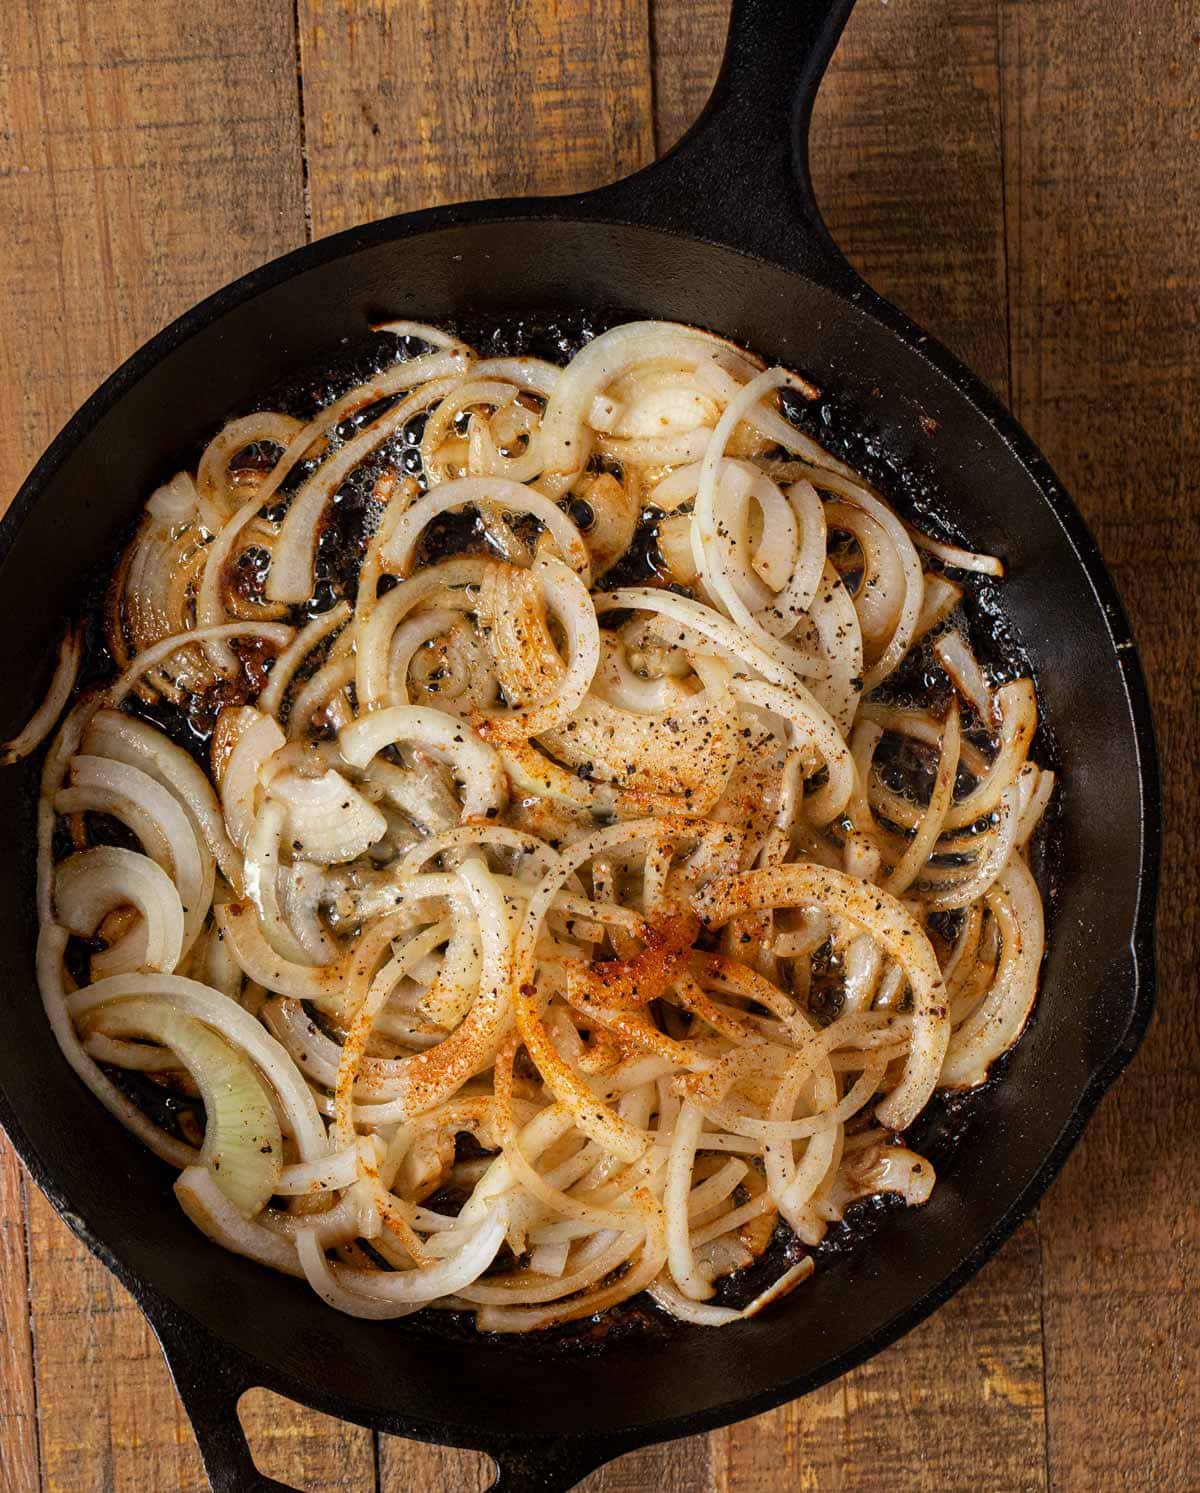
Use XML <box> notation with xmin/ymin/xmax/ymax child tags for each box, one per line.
<box><xmin>153</xmin><ymin>1307</ymin><xmax>620</xmax><ymax>1492</ymax></box>
<box><xmin>151</xmin><ymin>1313</ymin><xmax>303</xmax><ymax>1493</ymax></box>
<box><xmin>581</xmin><ymin>0</ymin><xmax>860</xmax><ymax>287</ymax></box>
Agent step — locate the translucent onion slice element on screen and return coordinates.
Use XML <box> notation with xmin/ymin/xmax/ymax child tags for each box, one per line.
<box><xmin>940</xmin><ymin>855</ymin><xmax>1043</xmax><ymax>1086</ymax></box>
<box><xmin>56</xmin><ymin>846</ymin><xmax>185</xmax><ymax>976</ymax></box>
<box><xmin>355</xmin><ymin>556</ymin><xmax>493</xmax><ymax>711</ymax></box>
<box><xmin>147</xmin><ymin>469</ymin><xmax>201</xmax><ymax>525</ymax></box>
<box><xmin>68</xmin><ymin>972</ymin><xmax>327</xmax><ymax>1160</ymax></box>
<box><xmin>381</xmin><ymin>475</ymin><xmax>591</xmax><ymax>582</ymax></box>
<box><xmin>538</xmin><ymin>684</ymin><xmax>739</xmax><ymax>816</ymax></box>
<box><xmin>537</xmin><ymin>321</ymin><xmax>763</xmax><ymax>479</ymax></box>
<box><xmin>243</xmin><ymin>798</ymin><xmax>316</xmax><ymax>965</ymax></box>
<box><xmin>727</xmin><ymin>677</ymin><xmax>854</xmax><ymax>825</ymax></box>
<box><xmin>801</xmin><ymin>560</ymin><xmax>863</xmax><ymax>735</ymax></box>
<box><xmin>825</xmin><ymin>500</ymin><xmax>905</xmax><ymax>655</ymax></box>
<box><xmin>90</xmin><ymin>995</ymin><xmax>281</xmax><ymax>1214</ymax></box>
<box><xmin>259</xmin><ymin>602</ymin><xmax>353</xmax><ymax>718</ymax></box>
<box><xmin>934</xmin><ymin>629</ymin><xmax>994</xmax><ymax>722</ymax></box>
<box><xmin>649</xmin><ymin>1271</ymin><xmax>793</xmax><ymax>1326</ymax></box>
<box><xmin>106</xmin><ymin>622</ymin><xmax>292</xmax><ymax>707</ymax></box>
<box><xmin>83</xmin><ymin>709</ymin><xmax>242</xmax><ymax>891</ymax></box>
<box><xmin>884</xmin><ymin>702</ymin><xmax>961</xmax><ymax>896</ymax></box>
<box><xmin>469</xmin><ymin>354</ymin><xmax>618</xmax><ymax>432</ymax></box>
<box><xmin>757</xmin><ymin>480</ymin><xmax>828</xmax><ymax>636</ymax></box>
<box><xmin>175</xmin><ymin>1165</ymin><xmax>302</xmax><ymax>1276</ymax></box>
<box><xmin>60</xmin><ymin>754</ymin><xmax>211</xmax><ymax>956</ymax></box>
<box><xmin>343</xmin><ymin>861</ymin><xmax>515</xmax><ymax>1122</ymax></box>
<box><xmin>913</xmin><ymin>573</ymin><xmax>964</xmax><ymax>642</ymax></box>
<box><xmin>37</xmin><ymin>924</ymin><xmax>196</xmax><ymax>1167</ymax></box>
<box><xmin>267</xmin><ymin>767</ymin><xmax>387</xmax><ymax>864</ymax></box>
<box><xmin>664</xmin><ymin>1102</ymin><xmax>713</xmax><ymax>1300</ymax></box>
<box><xmin>277</xmin><ymin>859</ymin><xmax>337</xmax><ymax>964</ymax></box>
<box><xmin>475</xmin><ymin>556</ymin><xmax>600</xmax><ymax>741</ymax></box>
<box><xmin>339</xmin><ymin>705</ymin><xmax>506</xmax><ymax>822</ymax></box>
<box><xmin>1</xmin><ymin>623</ymin><xmax>82</xmax><ymax>765</ymax></box>
<box><xmin>214</xmin><ymin>900</ymin><xmax>350</xmax><ymax>1003</ymax></box>
<box><xmin>299</xmin><ymin>1207</ymin><xmax>507</xmax><ymax>1316</ymax></box>
<box><xmin>268</xmin><ymin>369</ymin><xmax>468</xmax><ymax>603</ymax></box>
<box><xmin>218</xmin><ymin>707</ymin><xmax>286</xmax><ymax>850</ymax></box>
<box><xmin>910</xmin><ymin>528</ymin><xmax>1004</xmax><ymax>576</ymax></box>
<box><xmin>798</xmin><ymin>467</ymin><xmax>925</xmax><ymax>690</ymax></box>
<box><xmin>921</xmin><ymin>785</ymin><xmax>1021</xmax><ymax>910</ymax></box>
<box><xmin>459</xmin><ymin>1226</ymin><xmax>640</xmax><ymax>1306</ymax></box>
<box><xmin>591</xmin><ymin>632</ymin><xmax>691</xmax><ymax>713</ymax></box>
<box><xmin>474</xmin><ymin>1192</ymin><xmax>667</xmax><ymax>1332</ymax></box>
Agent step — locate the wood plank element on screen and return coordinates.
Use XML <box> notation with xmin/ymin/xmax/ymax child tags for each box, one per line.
<box><xmin>0</xmin><ymin>0</ymin><xmax>304</xmax><ymax>507</ymax></box>
<box><xmin>1000</xmin><ymin>1</ymin><xmax>1200</xmax><ymax>1487</ymax></box>
<box><xmin>0</xmin><ymin>1157</ymin><xmax>39</xmax><ymax>1493</ymax></box>
<box><xmin>296</xmin><ymin>0</ymin><xmax>656</xmax><ymax>236</ymax></box>
<box><xmin>713</xmin><ymin>1221</ymin><xmax>1046</xmax><ymax>1493</ymax></box>
<box><xmin>23</xmin><ymin>1184</ymin><xmax>206</xmax><ymax>1492</ymax></box>
<box><xmin>585</xmin><ymin>1435</ymin><xmax>713</xmax><ymax>1493</ymax></box>
<box><xmin>374</xmin><ymin>1437</ymin><xmax>492</xmax><ymax>1493</ymax></box>
<box><xmin>292</xmin><ymin>1</ymin><xmax>661</xmax><ymax>1486</ymax></box>
<box><xmin>0</xmin><ymin>2</ymin><xmax>373</xmax><ymax>1489</ymax></box>
<box><xmin>240</xmin><ymin>1392</ymin><xmax>376</xmax><ymax>1491</ymax></box>
<box><xmin>649</xmin><ymin>1</ymin><xmax>1049</xmax><ymax>1486</ymax></box>
<box><xmin>649</xmin><ymin>0</ymin><xmax>729</xmax><ymax>157</ymax></box>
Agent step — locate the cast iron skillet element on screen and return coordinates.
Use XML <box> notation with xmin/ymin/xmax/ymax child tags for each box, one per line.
<box><xmin>0</xmin><ymin>1</ymin><xmax>1159</xmax><ymax>1488</ymax></box>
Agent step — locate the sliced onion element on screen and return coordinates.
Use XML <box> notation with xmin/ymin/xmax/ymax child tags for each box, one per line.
<box><xmin>56</xmin><ymin>846</ymin><xmax>184</xmax><ymax>976</ymax></box>
<box><xmin>1</xmin><ymin>624</ymin><xmax>82</xmax><ymax>765</ymax></box>
<box><xmin>68</xmin><ymin>972</ymin><xmax>326</xmax><ymax>1159</ymax></box>
<box><xmin>339</xmin><ymin>705</ymin><xmax>505</xmax><ymax>822</ymax></box>
<box><xmin>175</xmin><ymin>1165</ymin><xmax>302</xmax><ymax>1276</ymax></box>
<box><xmin>695</xmin><ymin>865</ymin><xmax>949</xmax><ymax>1131</ymax></box>
<box><xmin>106</xmin><ymin>622</ymin><xmax>292</xmax><ymax>706</ymax></box>
<box><xmin>475</xmin><ymin>557</ymin><xmax>600</xmax><ymax>740</ymax></box>
<box><xmin>537</xmin><ymin>321</ymin><xmax>763</xmax><ymax>479</ymax></box>
<box><xmin>940</xmin><ymin>855</ymin><xmax>1044</xmax><ymax>1087</ymax></box>
<box><xmin>83</xmin><ymin>709</ymin><xmax>242</xmax><ymax>890</ymax></box>
<box><xmin>934</xmin><ymin>629</ymin><xmax>993</xmax><ymax>722</ymax></box>
<box><xmin>218</xmin><ymin>707</ymin><xmax>285</xmax><ymax>850</ymax></box>
<box><xmin>910</xmin><ymin>528</ymin><xmax>1004</xmax><ymax>576</ymax></box>
<box><xmin>268</xmin><ymin>370</ymin><xmax>468</xmax><ymax>603</ymax></box>
<box><xmin>88</xmin><ymin>995</ymin><xmax>281</xmax><ymax>1214</ymax></box>
<box><xmin>267</xmin><ymin>767</ymin><xmax>387</xmax><ymax>864</ymax></box>
<box><xmin>302</xmin><ymin>1207</ymin><xmax>507</xmax><ymax>1315</ymax></box>
<box><xmin>381</xmin><ymin>475</ymin><xmax>591</xmax><ymax>582</ymax></box>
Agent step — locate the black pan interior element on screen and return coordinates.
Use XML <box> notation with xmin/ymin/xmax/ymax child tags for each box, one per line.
<box><xmin>0</xmin><ymin>218</ymin><xmax>1149</xmax><ymax>1444</ymax></box>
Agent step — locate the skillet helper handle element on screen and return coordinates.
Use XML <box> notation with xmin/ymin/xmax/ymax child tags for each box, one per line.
<box><xmin>585</xmin><ymin>0</ymin><xmax>859</xmax><ymax>286</ymax></box>
<box><xmin>152</xmin><ymin>1315</ymin><xmax>303</xmax><ymax>1493</ymax></box>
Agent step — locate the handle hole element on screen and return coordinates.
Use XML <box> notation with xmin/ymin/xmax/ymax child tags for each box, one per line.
<box><xmin>238</xmin><ymin>1390</ymin><xmax>493</xmax><ymax>1491</ymax></box>
<box><xmin>238</xmin><ymin>1388</ymin><xmax>376</xmax><ymax>1490</ymax></box>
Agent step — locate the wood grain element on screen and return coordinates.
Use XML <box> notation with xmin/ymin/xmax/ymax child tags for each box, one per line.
<box><xmin>0</xmin><ymin>1159</ymin><xmax>39</xmax><ymax>1493</ymax></box>
<box><xmin>1000</xmin><ymin>1</ymin><xmax>1200</xmax><ymax>1487</ymax></box>
<box><xmin>713</xmin><ymin>1222</ymin><xmax>1046</xmax><ymax>1493</ymax></box>
<box><xmin>295</xmin><ymin>0</ymin><xmax>656</xmax><ymax>236</ymax></box>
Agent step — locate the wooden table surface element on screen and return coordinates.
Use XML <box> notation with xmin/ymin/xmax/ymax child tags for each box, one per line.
<box><xmin>0</xmin><ymin>1</ymin><xmax>1196</xmax><ymax>1488</ymax></box>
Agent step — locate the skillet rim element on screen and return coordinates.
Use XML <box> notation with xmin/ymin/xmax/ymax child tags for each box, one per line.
<box><xmin>0</xmin><ymin>194</ymin><xmax>1162</xmax><ymax>1472</ymax></box>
